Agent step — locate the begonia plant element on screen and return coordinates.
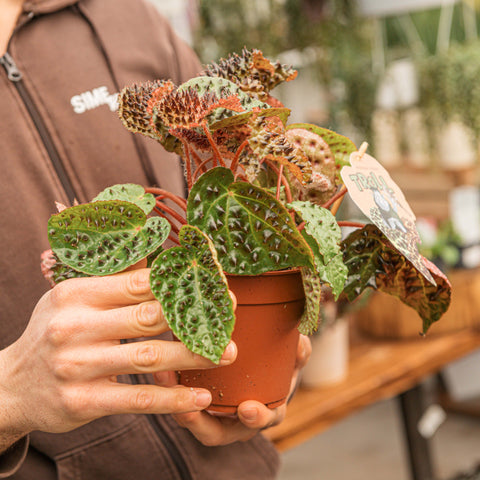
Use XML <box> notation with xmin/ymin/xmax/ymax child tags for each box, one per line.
<box><xmin>42</xmin><ymin>48</ymin><xmax>451</xmax><ymax>364</ymax></box>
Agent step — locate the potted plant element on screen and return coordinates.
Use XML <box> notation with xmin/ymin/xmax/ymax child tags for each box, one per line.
<box><xmin>42</xmin><ymin>48</ymin><xmax>451</xmax><ymax>413</ymax></box>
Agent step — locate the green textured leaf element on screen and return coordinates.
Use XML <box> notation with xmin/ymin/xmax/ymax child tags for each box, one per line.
<box><xmin>290</xmin><ymin>202</ymin><xmax>341</xmax><ymax>261</ymax></box>
<box><xmin>150</xmin><ymin>225</ymin><xmax>235</xmax><ymax>363</ymax></box>
<box><xmin>48</xmin><ymin>201</ymin><xmax>170</xmax><ymax>276</ymax></box>
<box><xmin>179</xmin><ymin>76</ymin><xmax>268</xmax><ymax>122</ymax></box>
<box><xmin>285</xmin><ymin>127</ymin><xmax>337</xmax><ymax>205</ymax></box>
<box><xmin>177</xmin><ymin>77</ymin><xmax>290</xmax><ymax>129</ymax></box>
<box><xmin>298</xmin><ymin>267</ymin><xmax>322</xmax><ymax>335</ymax></box>
<box><xmin>93</xmin><ymin>184</ymin><xmax>155</xmax><ymax>215</ymax></box>
<box><xmin>248</xmin><ymin>119</ymin><xmax>312</xmax><ymax>184</ymax></box>
<box><xmin>342</xmin><ymin>224</ymin><xmax>451</xmax><ymax>333</ymax></box>
<box><xmin>187</xmin><ymin>167</ymin><xmax>314</xmax><ymax>274</ymax></box>
<box><xmin>52</xmin><ymin>263</ymin><xmax>90</xmax><ymax>283</ymax></box>
<box><xmin>202</xmin><ymin>47</ymin><xmax>298</xmax><ymax>101</ymax></box>
<box><xmin>289</xmin><ymin>201</ymin><xmax>347</xmax><ymax>298</ymax></box>
<box><xmin>315</xmin><ymin>252</ymin><xmax>349</xmax><ymax>300</ymax></box>
<box><xmin>210</xmin><ymin>106</ymin><xmax>291</xmax><ymax>130</ymax></box>
<box><xmin>287</xmin><ymin>123</ymin><xmax>357</xmax><ymax>173</ymax></box>
<box><xmin>42</xmin><ymin>251</ymin><xmax>90</xmax><ymax>285</ymax></box>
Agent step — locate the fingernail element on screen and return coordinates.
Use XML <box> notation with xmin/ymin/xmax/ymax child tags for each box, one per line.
<box><xmin>241</xmin><ymin>407</ymin><xmax>258</xmax><ymax>421</ymax></box>
<box><xmin>228</xmin><ymin>290</ymin><xmax>237</xmax><ymax>310</ymax></box>
<box><xmin>132</xmin><ymin>269</ymin><xmax>150</xmax><ymax>291</ymax></box>
<box><xmin>193</xmin><ymin>389</ymin><xmax>212</xmax><ymax>408</ymax></box>
<box><xmin>299</xmin><ymin>339</ymin><xmax>306</xmax><ymax>358</ymax></box>
<box><xmin>219</xmin><ymin>341</ymin><xmax>237</xmax><ymax>365</ymax></box>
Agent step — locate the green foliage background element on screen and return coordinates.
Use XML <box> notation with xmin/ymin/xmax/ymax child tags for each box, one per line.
<box><xmin>193</xmin><ymin>0</ymin><xmax>376</xmax><ymax>138</ymax></box>
<box><xmin>193</xmin><ymin>0</ymin><xmax>480</xmax><ymax>141</ymax></box>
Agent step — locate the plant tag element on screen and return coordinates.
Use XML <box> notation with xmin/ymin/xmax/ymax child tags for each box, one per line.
<box><xmin>341</xmin><ymin>148</ymin><xmax>435</xmax><ymax>284</ymax></box>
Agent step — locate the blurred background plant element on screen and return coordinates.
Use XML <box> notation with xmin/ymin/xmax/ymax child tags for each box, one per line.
<box><xmin>191</xmin><ymin>1</ymin><xmax>480</xmax><ymax>169</ymax></box>
<box><xmin>193</xmin><ymin>0</ymin><xmax>376</xmax><ymax>140</ymax></box>
<box><xmin>416</xmin><ymin>218</ymin><xmax>462</xmax><ymax>270</ymax></box>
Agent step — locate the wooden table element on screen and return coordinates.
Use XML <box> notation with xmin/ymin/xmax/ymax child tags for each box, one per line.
<box><xmin>264</xmin><ymin>327</ymin><xmax>480</xmax><ymax>479</ymax></box>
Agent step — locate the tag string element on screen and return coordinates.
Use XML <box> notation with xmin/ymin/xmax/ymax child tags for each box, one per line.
<box><xmin>358</xmin><ymin>142</ymin><xmax>368</xmax><ymax>160</ymax></box>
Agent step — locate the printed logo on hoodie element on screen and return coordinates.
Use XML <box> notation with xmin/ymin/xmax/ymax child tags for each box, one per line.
<box><xmin>70</xmin><ymin>86</ymin><xmax>118</xmax><ymax>114</ymax></box>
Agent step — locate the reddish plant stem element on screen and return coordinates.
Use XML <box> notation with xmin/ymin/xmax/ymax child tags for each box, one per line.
<box><xmin>144</xmin><ymin>187</ymin><xmax>187</xmax><ymax>211</ymax></box>
<box><xmin>231</xmin><ymin>139</ymin><xmax>249</xmax><ymax>175</ymax></box>
<box><xmin>190</xmin><ymin>147</ymin><xmax>204</xmax><ymax>168</ymax></box>
<box><xmin>154</xmin><ymin>200</ymin><xmax>187</xmax><ymax>226</ymax></box>
<box><xmin>337</xmin><ymin>221</ymin><xmax>365</xmax><ymax>228</ymax></box>
<box><xmin>264</xmin><ymin>159</ymin><xmax>293</xmax><ymax>203</ymax></box>
<box><xmin>193</xmin><ymin>156</ymin><xmax>214</xmax><ymax>182</ymax></box>
<box><xmin>322</xmin><ymin>185</ymin><xmax>347</xmax><ymax>210</ymax></box>
<box><xmin>330</xmin><ymin>197</ymin><xmax>344</xmax><ymax>217</ymax></box>
<box><xmin>297</xmin><ymin>221</ymin><xmax>306</xmax><ymax>232</ymax></box>
<box><xmin>202</xmin><ymin>123</ymin><xmax>225</xmax><ymax>167</ymax></box>
<box><xmin>167</xmin><ymin>234</ymin><xmax>180</xmax><ymax>246</ymax></box>
<box><xmin>276</xmin><ymin>165</ymin><xmax>284</xmax><ymax>201</ymax></box>
<box><xmin>233</xmin><ymin>171</ymin><xmax>248</xmax><ymax>182</ymax></box>
<box><xmin>181</xmin><ymin>141</ymin><xmax>193</xmax><ymax>190</ymax></box>
<box><xmin>153</xmin><ymin>207</ymin><xmax>180</xmax><ymax>235</ymax></box>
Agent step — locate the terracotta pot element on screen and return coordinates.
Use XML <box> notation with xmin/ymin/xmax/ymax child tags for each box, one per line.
<box><xmin>178</xmin><ymin>269</ymin><xmax>305</xmax><ymax>413</ymax></box>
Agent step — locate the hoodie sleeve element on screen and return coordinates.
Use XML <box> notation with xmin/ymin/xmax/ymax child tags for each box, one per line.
<box><xmin>0</xmin><ymin>437</ymin><xmax>29</xmax><ymax>478</ymax></box>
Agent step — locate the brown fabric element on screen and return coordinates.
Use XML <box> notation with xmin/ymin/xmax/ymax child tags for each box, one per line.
<box><xmin>0</xmin><ymin>438</ymin><xmax>28</xmax><ymax>478</ymax></box>
<box><xmin>0</xmin><ymin>0</ymin><xmax>280</xmax><ymax>478</ymax></box>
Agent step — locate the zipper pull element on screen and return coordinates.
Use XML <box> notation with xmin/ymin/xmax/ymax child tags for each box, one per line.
<box><xmin>0</xmin><ymin>52</ymin><xmax>23</xmax><ymax>82</ymax></box>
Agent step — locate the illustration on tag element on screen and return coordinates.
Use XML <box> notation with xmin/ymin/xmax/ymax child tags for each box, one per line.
<box><xmin>341</xmin><ymin>144</ymin><xmax>435</xmax><ymax>284</ymax></box>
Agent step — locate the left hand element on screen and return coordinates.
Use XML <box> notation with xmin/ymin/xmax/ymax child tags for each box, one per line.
<box><xmin>155</xmin><ymin>334</ymin><xmax>311</xmax><ymax>446</ymax></box>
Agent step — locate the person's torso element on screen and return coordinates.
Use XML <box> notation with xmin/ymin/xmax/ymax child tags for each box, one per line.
<box><xmin>0</xmin><ymin>2</ymin><xmax>279</xmax><ymax>479</ymax></box>
<box><xmin>0</xmin><ymin>0</ymin><xmax>189</xmax><ymax>346</ymax></box>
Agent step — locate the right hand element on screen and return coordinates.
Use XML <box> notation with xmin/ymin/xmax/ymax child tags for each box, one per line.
<box><xmin>0</xmin><ymin>268</ymin><xmax>237</xmax><ymax>439</ymax></box>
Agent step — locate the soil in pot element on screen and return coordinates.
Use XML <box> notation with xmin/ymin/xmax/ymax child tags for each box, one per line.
<box><xmin>178</xmin><ymin>269</ymin><xmax>305</xmax><ymax>414</ymax></box>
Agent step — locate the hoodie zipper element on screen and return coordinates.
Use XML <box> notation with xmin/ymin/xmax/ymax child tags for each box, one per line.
<box><xmin>2</xmin><ymin>44</ymin><xmax>193</xmax><ymax>475</ymax></box>
<box><xmin>127</xmin><ymin>371</ymin><xmax>193</xmax><ymax>480</ymax></box>
<box><xmin>3</xmin><ymin>11</ymin><xmax>191</xmax><ymax>478</ymax></box>
<box><xmin>121</xmin><ymin>337</ymin><xmax>192</xmax><ymax>480</ymax></box>
<box><xmin>0</xmin><ymin>51</ymin><xmax>78</xmax><ymax>204</ymax></box>
<box><xmin>76</xmin><ymin>4</ymin><xmax>192</xmax><ymax>476</ymax></box>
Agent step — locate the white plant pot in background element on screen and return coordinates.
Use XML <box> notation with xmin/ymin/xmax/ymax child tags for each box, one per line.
<box><xmin>372</xmin><ymin>109</ymin><xmax>402</xmax><ymax>168</ymax></box>
<box><xmin>301</xmin><ymin>317</ymin><xmax>349</xmax><ymax>388</ymax></box>
<box><xmin>375</xmin><ymin>58</ymin><xmax>419</xmax><ymax>111</ymax></box>
<box><xmin>401</xmin><ymin>108</ymin><xmax>431</xmax><ymax>169</ymax></box>
<box><xmin>389</xmin><ymin>58</ymin><xmax>419</xmax><ymax>109</ymax></box>
<box><xmin>436</xmin><ymin>120</ymin><xmax>477</xmax><ymax>169</ymax></box>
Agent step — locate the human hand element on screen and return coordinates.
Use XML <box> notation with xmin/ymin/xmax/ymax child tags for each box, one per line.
<box><xmin>165</xmin><ymin>334</ymin><xmax>311</xmax><ymax>446</ymax></box>
<box><xmin>0</xmin><ymin>268</ymin><xmax>237</xmax><ymax>441</ymax></box>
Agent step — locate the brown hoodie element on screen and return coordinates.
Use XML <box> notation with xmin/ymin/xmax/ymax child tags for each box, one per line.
<box><xmin>0</xmin><ymin>1</ymin><xmax>280</xmax><ymax>478</ymax></box>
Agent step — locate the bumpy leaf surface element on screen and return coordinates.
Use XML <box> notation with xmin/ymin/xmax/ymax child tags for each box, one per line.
<box><xmin>342</xmin><ymin>224</ymin><xmax>451</xmax><ymax>333</ymax></box>
<box><xmin>117</xmin><ymin>80</ymin><xmax>173</xmax><ymax>141</ymax></box>
<box><xmin>289</xmin><ymin>201</ymin><xmax>347</xmax><ymax>298</ymax></box>
<box><xmin>50</xmin><ymin>256</ymin><xmax>90</xmax><ymax>284</ymax></box>
<box><xmin>48</xmin><ymin>201</ymin><xmax>170</xmax><ymax>275</ymax></box>
<box><xmin>41</xmin><ymin>249</ymin><xmax>89</xmax><ymax>286</ymax></box>
<box><xmin>210</xmin><ymin>106</ymin><xmax>291</xmax><ymax>131</ymax></box>
<box><xmin>248</xmin><ymin>119</ymin><xmax>311</xmax><ymax>183</ymax></box>
<box><xmin>202</xmin><ymin>47</ymin><xmax>297</xmax><ymax>101</ymax></box>
<box><xmin>187</xmin><ymin>167</ymin><xmax>314</xmax><ymax>274</ymax></box>
<box><xmin>285</xmin><ymin>128</ymin><xmax>337</xmax><ymax>204</ymax></box>
<box><xmin>178</xmin><ymin>76</ymin><xmax>267</xmax><ymax>124</ymax></box>
<box><xmin>298</xmin><ymin>267</ymin><xmax>322</xmax><ymax>335</ymax></box>
<box><xmin>93</xmin><ymin>184</ymin><xmax>155</xmax><ymax>215</ymax></box>
<box><xmin>150</xmin><ymin>225</ymin><xmax>235</xmax><ymax>363</ymax></box>
<box><xmin>176</xmin><ymin>76</ymin><xmax>291</xmax><ymax>130</ymax></box>
<box><xmin>287</xmin><ymin>123</ymin><xmax>357</xmax><ymax>177</ymax></box>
